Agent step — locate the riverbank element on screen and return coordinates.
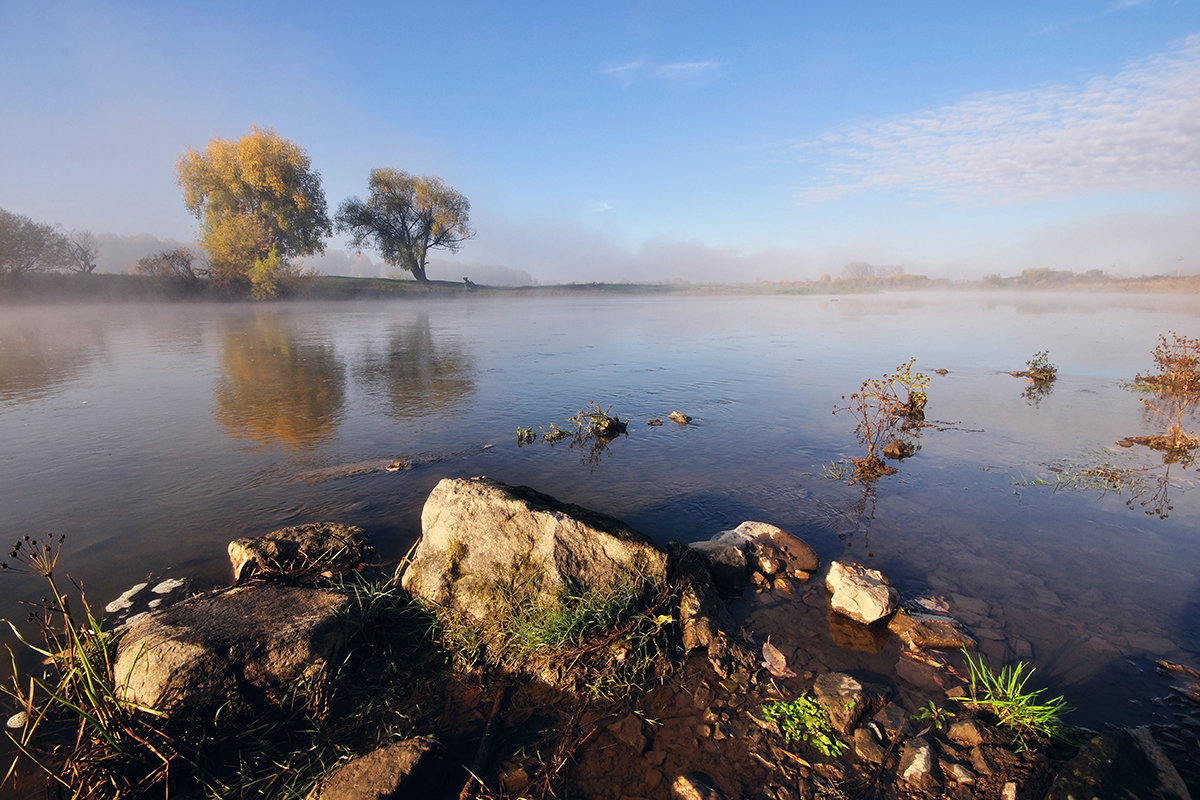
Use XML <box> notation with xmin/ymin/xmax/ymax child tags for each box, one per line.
<box><xmin>5</xmin><ymin>479</ymin><xmax>1196</xmax><ymax>799</ymax></box>
<box><xmin>3</xmin><ymin>270</ymin><xmax>1200</xmax><ymax>305</ymax></box>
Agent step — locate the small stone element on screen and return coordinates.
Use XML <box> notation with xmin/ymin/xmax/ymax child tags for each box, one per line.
<box><xmin>606</xmin><ymin>713</ymin><xmax>647</xmax><ymax>753</ymax></box>
<box><xmin>645</xmin><ymin>749</ymin><xmax>668</xmax><ymax>766</ymax></box>
<box><xmin>826</xmin><ymin>561</ymin><xmax>899</xmax><ymax>624</ymax></box>
<box><xmin>6</xmin><ymin>711</ymin><xmax>27</xmax><ymax>729</ymax></box>
<box><xmin>148</xmin><ymin>598</ymin><xmax>163</xmax><ymax>608</ymax></box>
<box><xmin>671</xmin><ymin>772</ymin><xmax>725</xmax><ymax>800</ymax></box>
<box><xmin>668</xmin><ymin>411</ymin><xmax>693</xmax><ymax>425</ymax></box>
<box><xmin>947</xmin><ymin>719</ymin><xmax>986</xmax><ymax>748</ymax></box>
<box><xmin>943</xmin><ymin>761</ymin><xmax>976</xmax><ymax>785</ymax></box>
<box><xmin>151</xmin><ymin>578</ymin><xmax>186</xmax><ymax>594</ymax></box>
<box><xmin>647</xmin><ymin>418</ymin><xmax>664</xmax><ymax>426</ymax></box>
<box><xmin>1001</xmin><ymin>782</ymin><xmax>1017</xmax><ymax>800</ymax></box>
<box><xmin>882</xmin><ymin>439</ymin><xmax>915</xmax><ymax>460</ymax></box>
<box><xmin>888</xmin><ymin>612</ymin><xmax>977</xmax><ymax>650</ymax></box>
<box><xmin>854</xmin><ymin>726</ymin><xmax>886</xmax><ymax>763</ymax></box>
<box><xmin>812</xmin><ymin>672</ymin><xmax>867</xmax><ymax>735</ymax></box>
<box><xmin>898</xmin><ymin>737</ymin><xmax>942</xmax><ymax>790</ymax></box>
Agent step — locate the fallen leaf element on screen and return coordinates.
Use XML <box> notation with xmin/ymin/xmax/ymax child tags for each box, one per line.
<box><xmin>761</xmin><ymin>636</ymin><xmax>796</xmax><ymax>678</ymax></box>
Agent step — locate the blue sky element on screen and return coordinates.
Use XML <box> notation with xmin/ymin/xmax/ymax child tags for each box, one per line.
<box><xmin>2</xmin><ymin>1</ymin><xmax>1198</xmax><ymax>283</ymax></box>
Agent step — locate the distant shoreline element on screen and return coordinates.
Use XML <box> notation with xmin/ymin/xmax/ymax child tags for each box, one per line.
<box><xmin>2</xmin><ymin>270</ymin><xmax>1198</xmax><ymax>304</ymax></box>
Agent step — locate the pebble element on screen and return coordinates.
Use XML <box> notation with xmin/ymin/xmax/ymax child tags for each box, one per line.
<box><xmin>151</xmin><ymin>578</ymin><xmax>186</xmax><ymax>594</ymax></box>
<box><xmin>6</xmin><ymin>711</ymin><xmax>27</xmax><ymax>729</ymax></box>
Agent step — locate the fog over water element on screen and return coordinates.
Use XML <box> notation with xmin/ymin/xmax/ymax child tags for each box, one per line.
<box><xmin>1</xmin><ymin>291</ymin><xmax>1198</xmax><ymax>727</ymax></box>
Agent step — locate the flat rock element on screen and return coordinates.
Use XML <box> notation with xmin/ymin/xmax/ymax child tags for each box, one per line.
<box><xmin>307</xmin><ymin>737</ymin><xmax>448</xmax><ymax>800</ymax></box>
<box><xmin>888</xmin><ymin>612</ymin><xmax>977</xmax><ymax>650</ymax></box>
<box><xmin>671</xmin><ymin>772</ymin><xmax>726</xmax><ymax>800</ymax></box>
<box><xmin>114</xmin><ymin>583</ymin><xmax>351</xmax><ymax>714</ymax></box>
<box><xmin>228</xmin><ymin>522</ymin><xmax>370</xmax><ymax>581</ymax></box>
<box><xmin>403</xmin><ymin>477</ymin><xmax>668</xmax><ymax>621</ymax></box>
<box><xmin>826</xmin><ymin>561</ymin><xmax>899</xmax><ymax>624</ymax></box>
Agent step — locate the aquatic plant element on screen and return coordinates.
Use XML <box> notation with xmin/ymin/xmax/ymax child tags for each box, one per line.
<box><xmin>1135</xmin><ymin>332</ymin><xmax>1200</xmax><ymax>458</ymax></box>
<box><xmin>832</xmin><ymin>358</ymin><xmax>928</xmax><ymax>480</ymax></box>
<box><xmin>761</xmin><ymin>693</ymin><xmax>846</xmax><ymax>757</ymax></box>
<box><xmin>0</xmin><ymin>535</ymin><xmax>174</xmax><ymax>796</ymax></box>
<box><xmin>1025</xmin><ymin>350</ymin><xmax>1057</xmax><ymax>384</ymax></box>
<box><xmin>955</xmin><ymin>649</ymin><xmax>1071</xmax><ymax>752</ymax></box>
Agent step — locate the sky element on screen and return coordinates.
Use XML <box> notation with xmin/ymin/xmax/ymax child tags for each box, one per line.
<box><xmin>2</xmin><ymin>0</ymin><xmax>1199</xmax><ymax>284</ymax></box>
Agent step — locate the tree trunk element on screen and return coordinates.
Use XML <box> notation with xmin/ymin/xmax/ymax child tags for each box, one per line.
<box><xmin>412</xmin><ymin>256</ymin><xmax>428</xmax><ymax>283</ymax></box>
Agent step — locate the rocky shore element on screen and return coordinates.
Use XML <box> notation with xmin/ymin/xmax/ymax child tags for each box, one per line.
<box><xmin>80</xmin><ymin>477</ymin><xmax>1199</xmax><ymax>799</ymax></box>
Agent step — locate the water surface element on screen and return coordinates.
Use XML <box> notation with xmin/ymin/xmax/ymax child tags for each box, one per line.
<box><xmin>2</xmin><ymin>291</ymin><xmax>1198</xmax><ymax>727</ymax></box>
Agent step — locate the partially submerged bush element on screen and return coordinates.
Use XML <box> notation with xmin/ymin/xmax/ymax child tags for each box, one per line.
<box><xmin>1026</xmin><ymin>350</ymin><xmax>1057</xmax><ymax>384</ymax></box>
<box><xmin>832</xmin><ymin>358</ymin><xmax>929</xmax><ymax>480</ymax></box>
<box><xmin>1135</xmin><ymin>332</ymin><xmax>1200</xmax><ymax>459</ymax></box>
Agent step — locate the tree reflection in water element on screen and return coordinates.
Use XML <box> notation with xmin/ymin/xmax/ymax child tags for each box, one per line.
<box><xmin>213</xmin><ymin>313</ymin><xmax>346</xmax><ymax>448</ymax></box>
<box><xmin>355</xmin><ymin>312</ymin><xmax>475</xmax><ymax>419</ymax></box>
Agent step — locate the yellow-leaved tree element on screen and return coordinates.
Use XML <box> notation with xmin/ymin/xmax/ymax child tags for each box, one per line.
<box><xmin>176</xmin><ymin>126</ymin><xmax>331</xmax><ymax>298</ymax></box>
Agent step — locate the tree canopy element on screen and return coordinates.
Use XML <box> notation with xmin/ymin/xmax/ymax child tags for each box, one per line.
<box><xmin>0</xmin><ymin>208</ymin><xmax>65</xmax><ymax>276</ymax></box>
<box><xmin>335</xmin><ymin>169</ymin><xmax>472</xmax><ymax>283</ymax></box>
<box><xmin>176</xmin><ymin>126</ymin><xmax>331</xmax><ymax>298</ymax></box>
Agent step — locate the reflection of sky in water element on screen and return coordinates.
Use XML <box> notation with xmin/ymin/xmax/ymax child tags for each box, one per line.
<box><xmin>1</xmin><ymin>292</ymin><xmax>1198</xmax><ymax>727</ymax></box>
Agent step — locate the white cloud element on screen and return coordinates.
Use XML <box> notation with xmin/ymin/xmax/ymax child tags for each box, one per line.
<box><xmin>794</xmin><ymin>33</ymin><xmax>1200</xmax><ymax>204</ymax></box>
<box><xmin>655</xmin><ymin>60</ymin><xmax>723</xmax><ymax>80</ymax></box>
<box><xmin>600</xmin><ymin>58</ymin><xmax>723</xmax><ymax>85</ymax></box>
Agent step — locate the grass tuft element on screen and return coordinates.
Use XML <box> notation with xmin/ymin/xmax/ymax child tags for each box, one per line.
<box><xmin>955</xmin><ymin>648</ymin><xmax>1072</xmax><ymax>752</ymax></box>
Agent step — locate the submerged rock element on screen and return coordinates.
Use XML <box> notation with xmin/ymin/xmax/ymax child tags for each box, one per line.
<box><xmin>114</xmin><ymin>583</ymin><xmax>351</xmax><ymax>714</ymax></box>
<box><xmin>228</xmin><ymin>522</ymin><xmax>371</xmax><ymax>582</ymax></box>
<box><xmin>826</xmin><ymin>561</ymin><xmax>899</xmax><ymax>624</ymax></box>
<box><xmin>1047</xmin><ymin>726</ymin><xmax>1191</xmax><ymax>800</ymax></box>
<box><xmin>888</xmin><ymin>611</ymin><xmax>977</xmax><ymax>651</ymax></box>
<box><xmin>402</xmin><ymin>477</ymin><xmax>668</xmax><ymax>621</ymax></box>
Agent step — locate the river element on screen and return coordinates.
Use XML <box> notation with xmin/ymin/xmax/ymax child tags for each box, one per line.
<box><xmin>1</xmin><ymin>290</ymin><xmax>1198</xmax><ymax>728</ymax></box>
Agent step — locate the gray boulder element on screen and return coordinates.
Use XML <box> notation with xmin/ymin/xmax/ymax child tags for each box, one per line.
<box><xmin>307</xmin><ymin>737</ymin><xmax>448</xmax><ymax>800</ymax></box>
<box><xmin>898</xmin><ymin>737</ymin><xmax>942</xmax><ymax>790</ymax></box>
<box><xmin>403</xmin><ymin>477</ymin><xmax>668</xmax><ymax>621</ymax></box>
<box><xmin>228</xmin><ymin>522</ymin><xmax>370</xmax><ymax>582</ymax></box>
<box><xmin>114</xmin><ymin>583</ymin><xmax>351</xmax><ymax>714</ymax></box>
<box><xmin>825</xmin><ymin>561</ymin><xmax>899</xmax><ymax>624</ymax></box>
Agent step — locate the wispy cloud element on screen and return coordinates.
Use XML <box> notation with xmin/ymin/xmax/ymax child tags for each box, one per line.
<box><xmin>794</xmin><ymin>34</ymin><xmax>1200</xmax><ymax>204</ymax></box>
<box><xmin>599</xmin><ymin>58</ymin><xmax>724</xmax><ymax>86</ymax></box>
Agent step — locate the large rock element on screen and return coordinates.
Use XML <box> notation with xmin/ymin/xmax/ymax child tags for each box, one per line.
<box><xmin>403</xmin><ymin>477</ymin><xmax>668</xmax><ymax>620</ymax></box>
<box><xmin>688</xmin><ymin>521</ymin><xmax>819</xmax><ymax>586</ymax></box>
<box><xmin>307</xmin><ymin>737</ymin><xmax>448</xmax><ymax>800</ymax></box>
<box><xmin>825</xmin><ymin>561</ymin><xmax>899</xmax><ymax>624</ymax></box>
<box><xmin>114</xmin><ymin>584</ymin><xmax>351</xmax><ymax>713</ymax></box>
<box><xmin>228</xmin><ymin>522</ymin><xmax>370</xmax><ymax>582</ymax></box>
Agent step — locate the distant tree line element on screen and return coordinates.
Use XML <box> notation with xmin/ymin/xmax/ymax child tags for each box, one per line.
<box><xmin>0</xmin><ymin>208</ymin><xmax>97</xmax><ymax>277</ymax></box>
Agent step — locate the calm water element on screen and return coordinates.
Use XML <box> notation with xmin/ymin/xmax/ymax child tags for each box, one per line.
<box><xmin>2</xmin><ymin>291</ymin><xmax>1199</xmax><ymax>727</ymax></box>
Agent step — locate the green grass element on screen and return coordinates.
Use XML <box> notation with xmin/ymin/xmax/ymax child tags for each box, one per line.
<box><xmin>761</xmin><ymin>694</ymin><xmax>846</xmax><ymax>757</ymax></box>
<box><xmin>956</xmin><ymin>649</ymin><xmax>1072</xmax><ymax>752</ymax></box>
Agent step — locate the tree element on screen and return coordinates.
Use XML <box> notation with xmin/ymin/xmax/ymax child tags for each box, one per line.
<box><xmin>62</xmin><ymin>231</ymin><xmax>98</xmax><ymax>274</ymax></box>
<box><xmin>135</xmin><ymin>248</ymin><xmax>201</xmax><ymax>286</ymax></box>
<box><xmin>0</xmin><ymin>208</ymin><xmax>69</xmax><ymax>276</ymax></box>
<box><xmin>335</xmin><ymin>169</ymin><xmax>473</xmax><ymax>283</ymax></box>
<box><xmin>176</xmin><ymin>126</ymin><xmax>331</xmax><ymax>298</ymax></box>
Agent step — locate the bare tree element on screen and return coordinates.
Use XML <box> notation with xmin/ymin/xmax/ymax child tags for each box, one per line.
<box><xmin>62</xmin><ymin>231</ymin><xmax>98</xmax><ymax>274</ymax></box>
